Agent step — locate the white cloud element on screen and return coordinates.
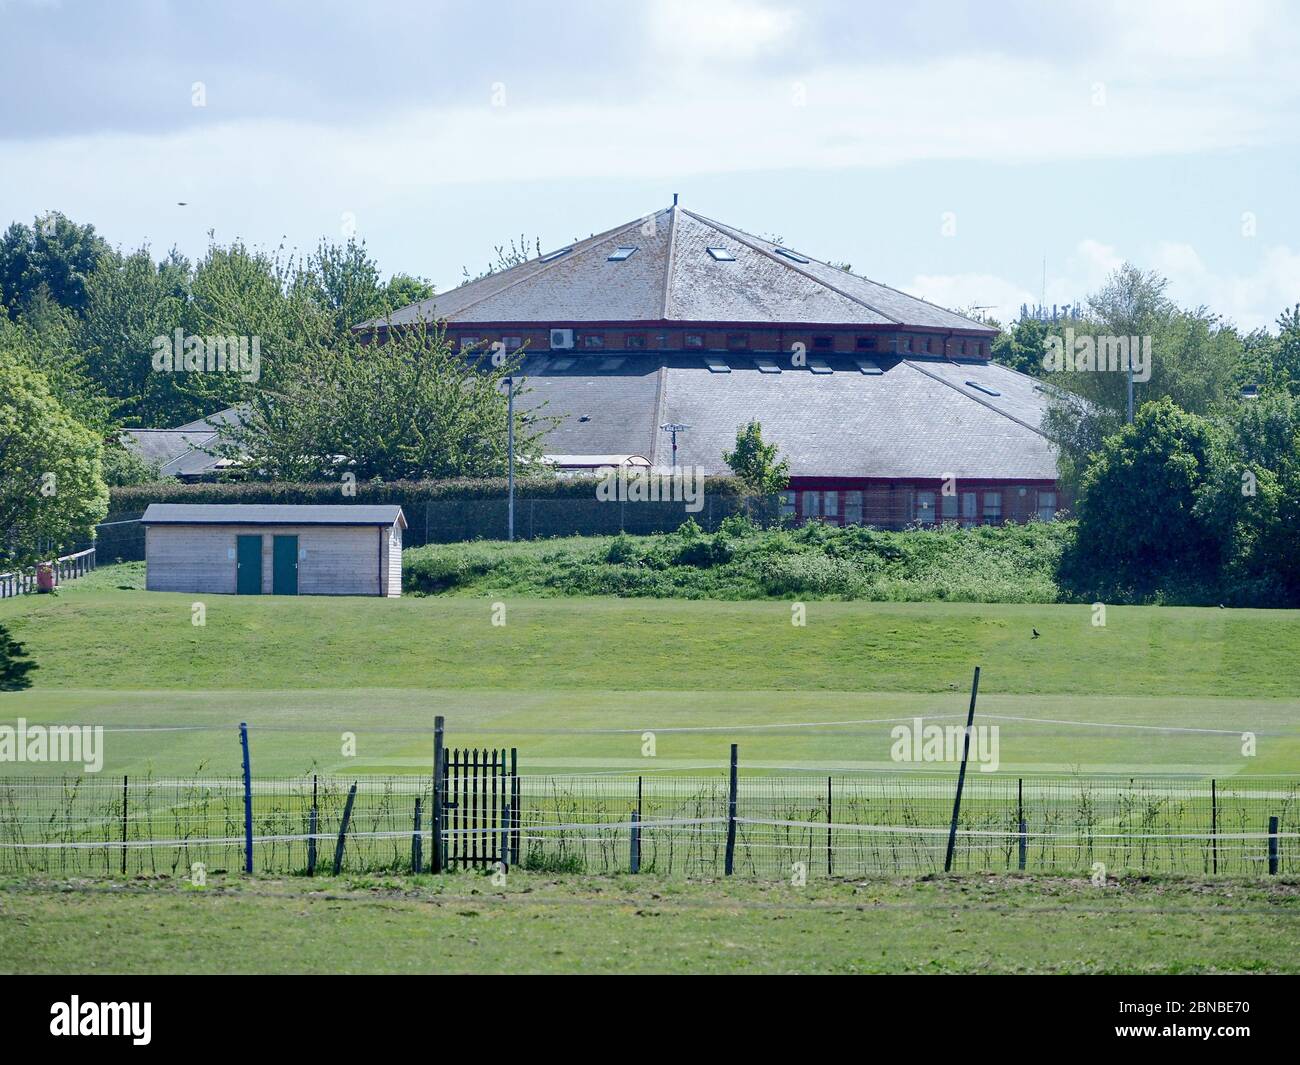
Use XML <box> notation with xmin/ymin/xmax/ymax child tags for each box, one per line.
<box><xmin>645</xmin><ymin>0</ymin><xmax>801</xmax><ymax>63</ymax></box>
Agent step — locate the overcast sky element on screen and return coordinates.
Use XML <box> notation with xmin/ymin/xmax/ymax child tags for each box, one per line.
<box><xmin>2</xmin><ymin>0</ymin><xmax>1297</xmax><ymax>329</ymax></box>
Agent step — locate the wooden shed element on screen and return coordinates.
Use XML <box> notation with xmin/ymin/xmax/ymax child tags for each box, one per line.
<box><xmin>141</xmin><ymin>504</ymin><xmax>406</xmax><ymax>597</ymax></box>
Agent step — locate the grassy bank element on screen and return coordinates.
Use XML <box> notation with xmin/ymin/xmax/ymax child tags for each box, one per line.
<box><xmin>402</xmin><ymin>518</ymin><xmax>1073</xmax><ymax>602</ymax></box>
<box><xmin>3</xmin><ymin>872</ymin><xmax>1296</xmax><ymax>974</ymax></box>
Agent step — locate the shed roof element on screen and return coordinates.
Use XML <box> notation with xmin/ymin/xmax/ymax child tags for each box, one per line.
<box><xmin>142</xmin><ymin>504</ymin><xmax>407</xmax><ymax>528</ymax></box>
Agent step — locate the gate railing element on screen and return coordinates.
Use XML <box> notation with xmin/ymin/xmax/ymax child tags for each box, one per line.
<box><xmin>439</xmin><ymin>747</ymin><xmax>519</xmax><ymax>868</ymax></box>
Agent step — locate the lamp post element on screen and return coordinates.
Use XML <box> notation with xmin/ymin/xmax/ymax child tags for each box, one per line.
<box><xmin>507</xmin><ymin>376</ymin><xmax>515</xmax><ymax>541</ymax></box>
<box><xmin>659</xmin><ymin>422</ymin><xmax>690</xmax><ymax>469</ymax></box>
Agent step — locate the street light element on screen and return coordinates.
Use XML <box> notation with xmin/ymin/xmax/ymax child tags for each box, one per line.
<box><xmin>506</xmin><ymin>376</ymin><xmax>515</xmax><ymax>541</ymax></box>
<box><xmin>659</xmin><ymin>422</ymin><xmax>690</xmax><ymax>468</ymax></box>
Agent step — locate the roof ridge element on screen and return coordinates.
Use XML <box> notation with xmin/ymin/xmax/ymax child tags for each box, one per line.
<box><xmin>902</xmin><ymin>359</ymin><xmax>1050</xmax><ymax>440</ymax></box>
<box><xmin>660</xmin><ymin>204</ymin><xmax>679</xmax><ymax>320</ymax></box>
<box><xmin>681</xmin><ymin>209</ymin><xmax>903</xmax><ymax>325</ymax></box>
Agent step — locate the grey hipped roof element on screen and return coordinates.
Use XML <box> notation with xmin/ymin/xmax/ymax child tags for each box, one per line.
<box><xmin>515</xmin><ymin>354</ymin><xmax>1058</xmax><ymax>481</ymax></box>
<box><xmin>142</xmin><ymin>504</ymin><xmax>407</xmax><ymax>528</ymax></box>
<box><xmin>363</xmin><ymin>206</ymin><xmax>993</xmax><ymax>332</ymax></box>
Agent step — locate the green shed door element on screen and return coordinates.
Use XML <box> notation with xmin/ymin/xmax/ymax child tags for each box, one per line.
<box><xmin>236</xmin><ymin>535</ymin><xmax>263</xmax><ymax>595</ymax></box>
<box><xmin>272</xmin><ymin>535</ymin><xmax>299</xmax><ymax>595</ymax></box>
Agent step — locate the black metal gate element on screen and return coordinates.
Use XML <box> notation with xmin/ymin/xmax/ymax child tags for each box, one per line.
<box><xmin>439</xmin><ymin>747</ymin><xmax>519</xmax><ymax>868</ymax></box>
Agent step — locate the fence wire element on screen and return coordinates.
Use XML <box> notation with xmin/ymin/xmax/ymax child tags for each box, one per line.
<box><xmin>0</xmin><ymin>773</ymin><xmax>1294</xmax><ymax>879</ymax></box>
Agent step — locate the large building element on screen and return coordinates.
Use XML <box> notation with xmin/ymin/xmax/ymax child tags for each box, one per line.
<box><xmin>364</xmin><ymin>203</ymin><xmax>1062</xmax><ymax>527</ymax></box>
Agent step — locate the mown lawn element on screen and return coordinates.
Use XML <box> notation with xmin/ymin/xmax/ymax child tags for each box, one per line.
<box><xmin>2</xmin><ymin>872</ymin><xmax>1296</xmax><ymax>975</ymax></box>
<box><xmin>1</xmin><ymin>573</ymin><xmax>1298</xmax><ymax>777</ymax></box>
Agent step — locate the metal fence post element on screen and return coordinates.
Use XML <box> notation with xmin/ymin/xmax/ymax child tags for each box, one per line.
<box><xmin>944</xmin><ymin>666</ymin><xmax>980</xmax><ymax>873</ymax></box>
<box><xmin>1269</xmin><ymin>815</ymin><xmax>1279</xmax><ymax>875</ymax></box>
<box><xmin>500</xmin><ymin>803</ymin><xmax>511</xmax><ymax>872</ymax></box>
<box><xmin>412</xmin><ymin>797</ymin><xmax>423</xmax><ymax>874</ymax></box>
<box><xmin>432</xmin><ymin>716</ymin><xmax>445</xmax><ymax>873</ymax></box>
<box><xmin>826</xmin><ymin>776</ymin><xmax>833</xmax><ymax>877</ymax></box>
<box><xmin>1017</xmin><ymin>776</ymin><xmax>1026</xmax><ymax>872</ymax></box>
<box><xmin>1211</xmin><ymin>778</ymin><xmax>1218</xmax><ymax>875</ymax></box>
<box><xmin>121</xmin><ymin>775</ymin><xmax>128</xmax><ymax>876</ymax></box>
<box><xmin>333</xmin><ymin>782</ymin><xmax>357</xmax><ymax>875</ymax></box>
<box><xmin>239</xmin><ymin>722</ymin><xmax>253</xmax><ymax>874</ymax></box>
<box><xmin>725</xmin><ymin>744</ymin><xmax>738</xmax><ymax>876</ymax></box>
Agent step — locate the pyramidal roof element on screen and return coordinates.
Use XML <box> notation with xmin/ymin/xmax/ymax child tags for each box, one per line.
<box><xmin>365</xmin><ymin>205</ymin><xmax>992</xmax><ymax>332</ymax></box>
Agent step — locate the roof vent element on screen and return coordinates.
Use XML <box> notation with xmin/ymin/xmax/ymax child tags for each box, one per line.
<box><xmin>706</xmin><ymin>246</ymin><xmax>735</xmax><ymax>261</ymax></box>
<box><xmin>607</xmin><ymin>246</ymin><xmax>638</xmax><ymax>261</ymax></box>
<box><xmin>808</xmin><ymin>358</ymin><xmax>832</xmax><ymax>374</ymax></box>
<box><xmin>965</xmin><ymin>379</ymin><xmax>1001</xmax><ymax>397</ymax></box>
<box><xmin>774</xmin><ymin>247</ymin><xmax>810</xmax><ymax>264</ymax></box>
<box><xmin>704</xmin><ymin>357</ymin><xmax>731</xmax><ymax>373</ymax></box>
<box><xmin>855</xmin><ymin>358</ymin><xmax>882</xmax><ymax>375</ymax></box>
<box><xmin>754</xmin><ymin>358</ymin><xmax>781</xmax><ymax>374</ymax></box>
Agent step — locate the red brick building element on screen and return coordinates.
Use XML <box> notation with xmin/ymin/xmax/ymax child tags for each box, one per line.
<box><xmin>363</xmin><ymin>204</ymin><xmax>1063</xmax><ymax>527</ymax></box>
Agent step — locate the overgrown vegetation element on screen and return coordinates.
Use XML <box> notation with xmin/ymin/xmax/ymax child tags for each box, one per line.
<box><xmin>403</xmin><ymin>516</ymin><xmax>1072</xmax><ymax>602</ymax></box>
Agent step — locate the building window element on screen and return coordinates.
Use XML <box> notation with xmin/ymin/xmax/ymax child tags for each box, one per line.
<box><xmin>801</xmin><ymin>490</ymin><xmax>821</xmax><ymax>518</ymax></box>
<box><xmin>899</xmin><ymin>335</ymin><xmax>911</xmax><ymax>352</ymax></box>
<box><xmin>502</xmin><ymin>336</ymin><xmax>523</xmax><ymax>351</ymax></box>
<box><xmin>813</xmin><ymin>336</ymin><xmax>833</xmax><ymax>351</ymax></box>
<box><xmin>983</xmin><ymin>491</ymin><xmax>1003</xmax><ymax>524</ymax></box>
<box><xmin>1036</xmin><ymin>490</ymin><xmax>1057</xmax><ymax>522</ymax></box>
<box><xmin>685</xmin><ymin>333</ymin><xmax>704</xmax><ymax>348</ymax></box>
<box><xmin>916</xmin><ymin>490</ymin><xmax>936</xmax><ymax>525</ymax></box>
<box><xmin>856</xmin><ymin>336</ymin><xmax>875</xmax><ymax>350</ymax></box>
<box><xmin>823</xmin><ymin>491</ymin><xmax>839</xmax><ymax>519</ymax></box>
<box><xmin>459</xmin><ymin>336</ymin><xmax>480</xmax><ymax>351</ymax></box>
<box><xmin>941</xmin><ymin>492</ymin><xmax>958</xmax><ymax>521</ymax></box>
<box><xmin>625</xmin><ymin>333</ymin><xmax>646</xmax><ymax>349</ymax></box>
<box><xmin>844</xmin><ymin>491</ymin><xmax>863</xmax><ymax>524</ymax></box>
<box><xmin>726</xmin><ymin>333</ymin><xmax>749</xmax><ymax>350</ymax></box>
<box><xmin>961</xmin><ymin>491</ymin><xmax>978</xmax><ymax>523</ymax></box>
<box><xmin>580</xmin><ymin>333</ymin><xmax>605</xmax><ymax>349</ymax></box>
<box><xmin>779</xmin><ymin>491</ymin><xmax>796</xmax><ymax>518</ymax></box>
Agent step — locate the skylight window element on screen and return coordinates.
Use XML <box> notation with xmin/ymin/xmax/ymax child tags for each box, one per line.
<box><xmin>706</xmin><ymin>247</ymin><xmax>735</xmax><ymax>261</ymax></box>
<box><xmin>855</xmin><ymin>358</ymin><xmax>882</xmax><ymax>375</ymax></box>
<box><xmin>704</xmin><ymin>357</ymin><xmax>731</xmax><ymax>373</ymax></box>
<box><xmin>539</xmin><ymin>247</ymin><xmax>573</xmax><ymax>263</ymax></box>
<box><xmin>965</xmin><ymin>379</ymin><xmax>1001</xmax><ymax>397</ymax></box>
<box><xmin>774</xmin><ymin>247</ymin><xmax>810</xmax><ymax>264</ymax></box>
<box><xmin>755</xmin><ymin>358</ymin><xmax>781</xmax><ymax>374</ymax></box>
<box><xmin>599</xmin><ymin>357</ymin><xmax>625</xmax><ymax>370</ymax></box>
<box><xmin>549</xmin><ymin>357</ymin><xmax>576</xmax><ymax>371</ymax></box>
<box><xmin>808</xmin><ymin>358</ymin><xmax>832</xmax><ymax>374</ymax></box>
<box><xmin>607</xmin><ymin>246</ymin><xmax>638</xmax><ymax>261</ymax></box>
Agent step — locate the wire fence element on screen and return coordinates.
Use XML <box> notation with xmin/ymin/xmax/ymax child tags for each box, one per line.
<box><xmin>1</xmin><ymin>772</ymin><xmax>1294</xmax><ymax>879</ymax></box>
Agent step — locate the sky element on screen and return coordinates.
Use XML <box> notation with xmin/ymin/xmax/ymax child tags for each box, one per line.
<box><xmin>1</xmin><ymin>0</ymin><xmax>1298</xmax><ymax>330</ymax></box>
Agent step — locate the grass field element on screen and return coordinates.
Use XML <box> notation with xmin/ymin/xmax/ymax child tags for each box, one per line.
<box><xmin>1</xmin><ymin>568</ymin><xmax>1298</xmax><ymax>778</ymax></box>
<box><xmin>2</xmin><ymin>563</ymin><xmax>1298</xmax><ymax>973</ymax></box>
<box><xmin>3</xmin><ymin>871</ymin><xmax>1297</xmax><ymax>974</ymax></box>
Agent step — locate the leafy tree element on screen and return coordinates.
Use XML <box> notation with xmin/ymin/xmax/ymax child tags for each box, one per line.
<box><xmin>990</xmin><ymin>316</ymin><xmax>1051</xmax><ymax>377</ymax></box>
<box><xmin>382</xmin><ymin>272</ymin><xmax>434</xmax><ymax>313</ymax></box>
<box><xmin>0</xmin><ymin>623</ymin><xmax>37</xmax><ymax>691</ymax></box>
<box><xmin>461</xmin><ymin>235</ymin><xmax>542</xmax><ymax>283</ymax></box>
<box><xmin>0</xmin><ymin>298</ymin><xmax>110</xmax><ymax>432</ymax></box>
<box><xmin>79</xmin><ymin>247</ymin><xmax>197</xmax><ymax>426</ymax></box>
<box><xmin>0</xmin><ymin>354</ymin><xmax>108</xmax><ymax>565</ymax></box>
<box><xmin>1060</xmin><ymin>398</ymin><xmax>1221</xmax><ymax>599</ymax></box>
<box><xmin>723</xmin><ymin>420</ymin><xmax>790</xmax><ymax>495</ymax></box>
<box><xmin>0</xmin><ymin>212</ymin><xmax>112</xmax><ymax>318</ymax></box>
<box><xmin>215</xmin><ymin>316</ymin><xmax>552</xmax><ymax>481</ymax></box>
<box><xmin>1043</xmin><ymin>264</ymin><xmax>1243</xmax><ymax>495</ymax></box>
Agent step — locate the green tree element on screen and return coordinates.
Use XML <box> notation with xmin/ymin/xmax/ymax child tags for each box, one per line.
<box><xmin>990</xmin><ymin>316</ymin><xmax>1051</xmax><ymax>377</ymax></box>
<box><xmin>0</xmin><ymin>212</ymin><xmax>112</xmax><ymax>318</ymax></box>
<box><xmin>1060</xmin><ymin>398</ymin><xmax>1222</xmax><ymax>599</ymax></box>
<box><xmin>723</xmin><ymin>420</ymin><xmax>790</xmax><ymax>495</ymax></box>
<box><xmin>216</xmin><ymin>316</ymin><xmax>552</xmax><ymax>481</ymax></box>
<box><xmin>0</xmin><ymin>354</ymin><xmax>108</xmax><ymax>565</ymax></box>
<box><xmin>0</xmin><ymin>623</ymin><xmax>37</xmax><ymax>691</ymax></box>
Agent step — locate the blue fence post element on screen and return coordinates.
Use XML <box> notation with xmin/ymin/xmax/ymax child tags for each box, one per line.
<box><xmin>239</xmin><ymin>722</ymin><xmax>253</xmax><ymax>874</ymax></box>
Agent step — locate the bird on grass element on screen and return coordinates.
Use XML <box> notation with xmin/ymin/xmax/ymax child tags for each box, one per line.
<box><xmin>1031</xmin><ymin>628</ymin><xmax>1040</xmax><ymax>639</ymax></box>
